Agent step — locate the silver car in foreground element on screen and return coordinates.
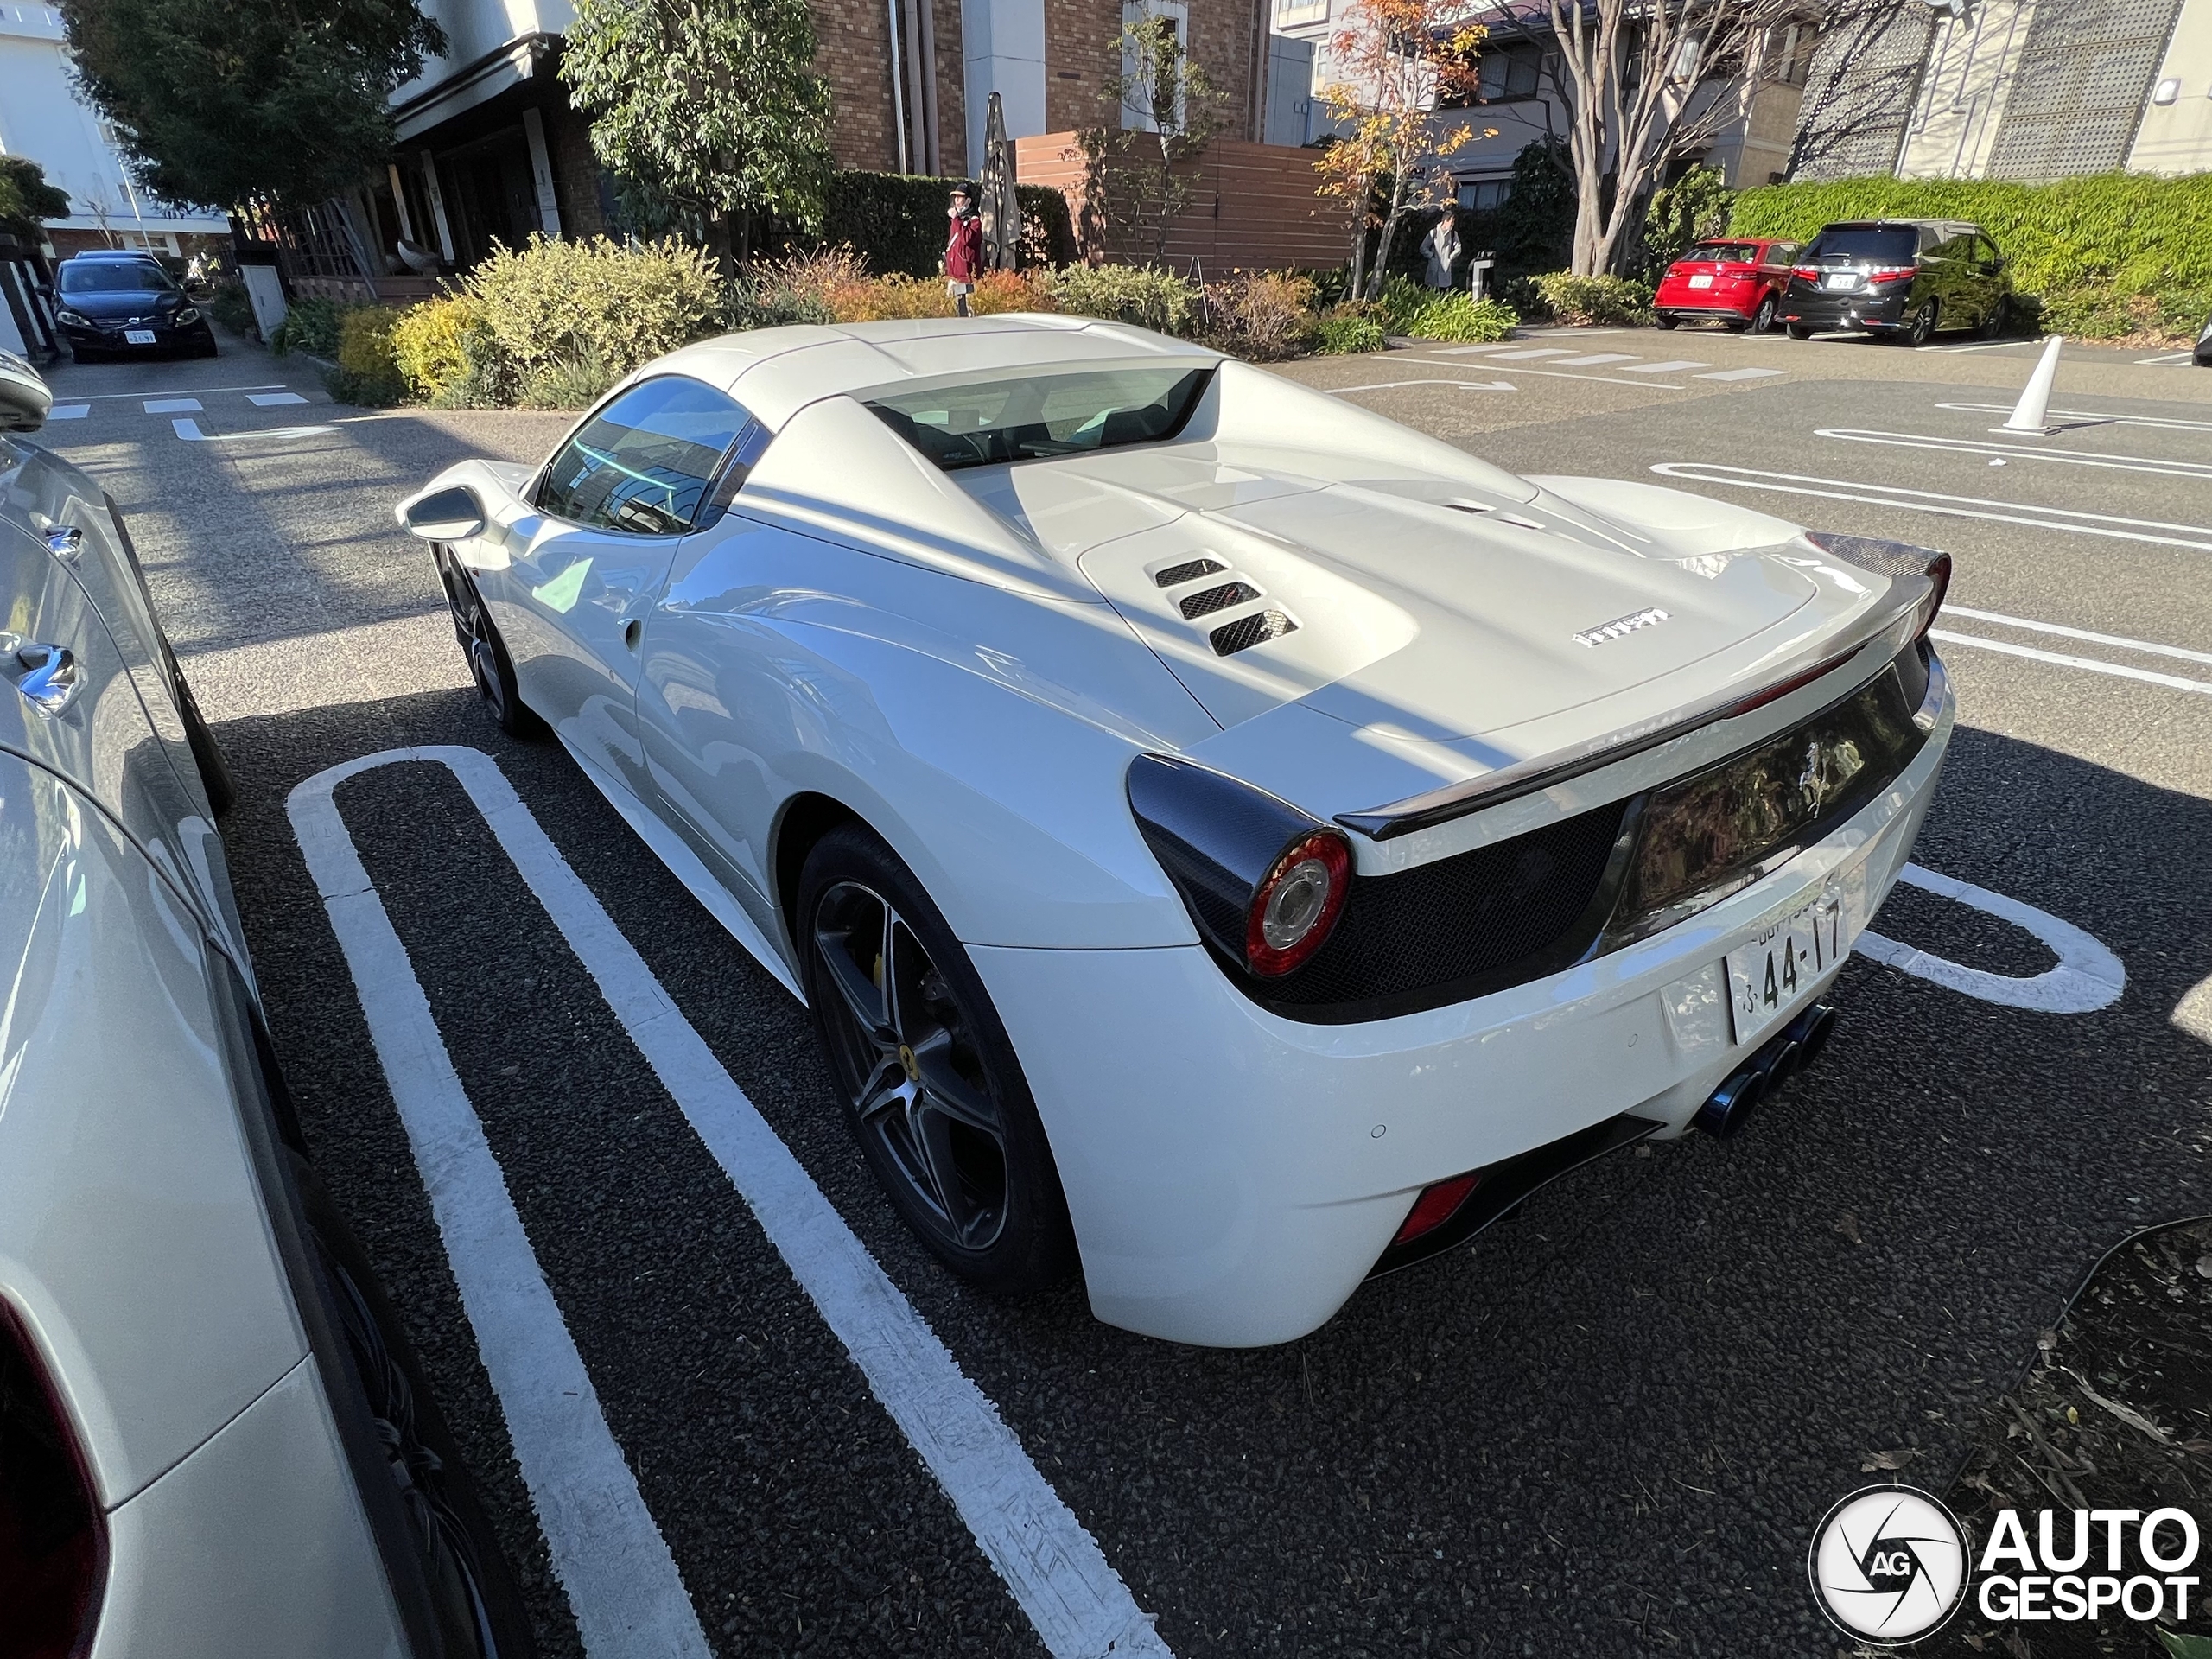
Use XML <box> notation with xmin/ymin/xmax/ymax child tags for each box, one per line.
<box><xmin>0</xmin><ymin>354</ymin><xmax>530</xmax><ymax>1658</ymax></box>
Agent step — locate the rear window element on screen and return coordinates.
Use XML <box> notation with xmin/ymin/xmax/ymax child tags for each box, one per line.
<box><xmin>1684</xmin><ymin>242</ymin><xmax>1763</xmax><ymax>264</ymax></box>
<box><xmin>865</xmin><ymin>365</ymin><xmax>1212</xmax><ymax>471</ymax></box>
<box><xmin>59</xmin><ymin>261</ymin><xmax>176</xmax><ymax>294</ymax></box>
<box><xmin>1804</xmin><ymin>227</ymin><xmax>1916</xmax><ymax>264</ymax></box>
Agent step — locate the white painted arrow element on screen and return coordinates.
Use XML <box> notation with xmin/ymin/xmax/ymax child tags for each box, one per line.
<box><xmin>172</xmin><ymin>416</ymin><xmax>338</xmax><ymax>442</ymax></box>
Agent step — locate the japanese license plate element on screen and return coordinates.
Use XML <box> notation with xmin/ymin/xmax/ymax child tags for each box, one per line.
<box><xmin>1727</xmin><ymin>895</ymin><xmax>1842</xmax><ymax>1046</ymax></box>
<box><xmin>1821</xmin><ymin>272</ymin><xmax>1859</xmax><ymax>291</ymax></box>
<box><xmin>1688</xmin><ymin>273</ymin><xmax>1714</xmax><ymax>289</ymax></box>
<box><xmin>124</xmin><ymin>329</ymin><xmax>156</xmax><ymax>345</ymax></box>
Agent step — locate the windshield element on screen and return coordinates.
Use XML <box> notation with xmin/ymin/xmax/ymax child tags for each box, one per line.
<box><xmin>59</xmin><ymin>261</ymin><xmax>177</xmax><ymax>295</ymax></box>
<box><xmin>1805</xmin><ymin>227</ymin><xmax>1916</xmax><ymax>265</ymax></box>
<box><xmin>1683</xmin><ymin>242</ymin><xmax>1763</xmax><ymax>264</ymax></box>
<box><xmin>865</xmin><ymin>365</ymin><xmax>1212</xmax><ymax>471</ymax></box>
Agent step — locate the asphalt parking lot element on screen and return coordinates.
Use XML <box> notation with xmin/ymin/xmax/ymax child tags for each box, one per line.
<box><xmin>37</xmin><ymin>322</ymin><xmax>2212</xmax><ymax>1658</ymax></box>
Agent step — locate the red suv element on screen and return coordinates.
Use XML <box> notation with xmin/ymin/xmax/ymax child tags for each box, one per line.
<box><xmin>1653</xmin><ymin>238</ymin><xmax>1801</xmax><ymax>334</ymax></box>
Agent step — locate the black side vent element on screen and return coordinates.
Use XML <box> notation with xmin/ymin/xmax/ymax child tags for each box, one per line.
<box><xmin>1154</xmin><ymin>557</ymin><xmax>1226</xmax><ymax>588</ymax></box>
<box><xmin>1445</xmin><ymin>502</ymin><xmax>1493</xmax><ymax>515</ymax></box>
<box><xmin>1179</xmin><ymin>582</ymin><xmax>1260</xmax><ymax>620</ymax></box>
<box><xmin>1210</xmin><ymin>610</ymin><xmax>1298</xmax><ymax>656</ymax></box>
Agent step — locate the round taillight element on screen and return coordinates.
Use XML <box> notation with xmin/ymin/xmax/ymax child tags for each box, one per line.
<box><xmin>1245</xmin><ymin>830</ymin><xmax>1351</xmax><ymax>977</ymax></box>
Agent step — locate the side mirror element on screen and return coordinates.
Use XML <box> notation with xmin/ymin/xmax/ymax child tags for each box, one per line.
<box><xmin>400</xmin><ymin>485</ymin><xmax>486</xmax><ymax>541</ymax></box>
<box><xmin>0</xmin><ymin>353</ymin><xmax>52</xmax><ymax>433</ymax></box>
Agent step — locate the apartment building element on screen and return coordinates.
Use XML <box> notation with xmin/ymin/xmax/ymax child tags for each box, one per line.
<box><xmin>0</xmin><ymin>2</ymin><xmax>229</xmax><ymax>260</ymax></box>
<box><xmin>1792</xmin><ymin>0</ymin><xmax>2212</xmax><ymax>181</ymax></box>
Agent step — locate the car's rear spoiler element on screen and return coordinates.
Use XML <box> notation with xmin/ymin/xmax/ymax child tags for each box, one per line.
<box><xmin>1334</xmin><ymin>537</ymin><xmax>1950</xmax><ymax>842</ymax></box>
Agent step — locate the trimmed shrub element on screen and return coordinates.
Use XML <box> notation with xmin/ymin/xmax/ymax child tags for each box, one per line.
<box><xmin>1403</xmin><ymin>292</ymin><xmax>1517</xmax><ymax>342</ymax></box>
<box><xmin>462</xmin><ymin>233</ymin><xmax>719</xmax><ymax>378</ymax></box>
<box><xmin>207</xmin><ymin>282</ymin><xmax>256</xmax><ymax>335</ymax></box>
<box><xmin>268</xmin><ymin>296</ymin><xmax>346</xmax><ymax>358</ymax></box>
<box><xmin>1201</xmin><ymin>270</ymin><xmax>1319</xmax><ymax>360</ymax></box>
<box><xmin>1314</xmin><ymin>313</ymin><xmax>1387</xmax><ymax>354</ymax></box>
<box><xmin>791</xmin><ymin>171</ymin><xmax>1081</xmax><ymax>276</ymax></box>
<box><xmin>518</xmin><ymin>353</ymin><xmax>619</xmax><ymax>410</ymax></box>
<box><xmin>390</xmin><ymin>296</ymin><xmax>483</xmax><ymax>403</ymax></box>
<box><xmin>327</xmin><ymin>305</ymin><xmax>406</xmax><ymax>405</ymax></box>
<box><xmin>1527</xmin><ymin>271</ymin><xmax>1654</xmax><ymax>327</ymax></box>
<box><xmin>1730</xmin><ymin>172</ymin><xmax>2212</xmax><ymax>340</ymax></box>
<box><xmin>1043</xmin><ymin>263</ymin><xmax>1198</xmax><ymax>335</ymax></box>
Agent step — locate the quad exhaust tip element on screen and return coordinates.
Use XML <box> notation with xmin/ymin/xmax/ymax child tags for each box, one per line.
<box><xmin>1694</xmin><ymin>1002</ymin><xmax>1838</xmax><ymax>1137</ymax></box>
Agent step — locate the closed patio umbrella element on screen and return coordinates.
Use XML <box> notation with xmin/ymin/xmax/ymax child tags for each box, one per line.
<box><xmin>979</xmin><ymin>91</ymin><xmax>1021</xmax><ymax>270</ymax></box>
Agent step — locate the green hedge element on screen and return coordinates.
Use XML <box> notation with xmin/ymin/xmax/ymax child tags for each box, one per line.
<box><xmin>1730</xmin><ymin>171</ymin><xmax>2212</xmax><ymax>339</ymax></box>
<box><xmin>782</xmin><ymin>170</ymin><xmax>1078</xmax><ymax>277</ymax></box>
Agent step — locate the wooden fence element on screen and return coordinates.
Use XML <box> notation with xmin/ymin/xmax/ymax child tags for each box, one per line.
<box><xmin>1014</xmin><ymin>133</ymin><xmax>1357</xmax><ymax>272</ymax></box>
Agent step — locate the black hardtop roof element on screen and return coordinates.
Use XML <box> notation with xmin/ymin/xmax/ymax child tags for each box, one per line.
<box><xmin>1818</xmin><ymin>218</ymin><xmax>1983</xmax><ymax>234</ymax></box>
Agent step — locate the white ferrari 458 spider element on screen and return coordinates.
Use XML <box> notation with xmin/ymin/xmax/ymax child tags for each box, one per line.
<box><xmin>397</xmin><ymin>315</ymin><xmax>1954</xmax><ymax>1347</ymax></box>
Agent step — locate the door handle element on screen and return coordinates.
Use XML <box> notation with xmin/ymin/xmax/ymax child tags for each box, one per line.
<box><xmin>11</xmin><ymin>643</ymin><xmax>82</xmax><ymax>715</ymax></box>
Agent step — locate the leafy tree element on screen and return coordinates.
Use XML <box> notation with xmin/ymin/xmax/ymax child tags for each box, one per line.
<box><xmin>0</xmin><ymin>157</ymin><xmax>70</xmax><ymax>233</ymax></box>
<box><xmin>1467</xmin><ymin>0</ymin><xmax>1807</xmax><ymax>276</ymax></box>
<box><xmin>561</xmin><ymin>0</ymin><xmax>835</xmax><ymax>266</ymax></box>
<box><xmin>1313</xmin><ymin>0</ymin><xmax>1488</xmax><ymax>300</ymax></box>
<box><xmin>59</xmin><ymin>0</ymin><xmax>445</xmax><ymax>207</ymax></box>
<box><xmin>1083</xmin><ymin>14</ymin><xmax>1229</xmax><ymax>264</ymax></box>
<box><xmin>1641</xmin><ymin>163</ymin><xmax>1734</xmax><ymax>277</ymax></box>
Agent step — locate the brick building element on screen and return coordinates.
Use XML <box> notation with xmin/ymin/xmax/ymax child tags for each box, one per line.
<box><xmin>338</xmin><ymin>0</ymin><xmax>1272</xmax><ymax>290</ymax></box>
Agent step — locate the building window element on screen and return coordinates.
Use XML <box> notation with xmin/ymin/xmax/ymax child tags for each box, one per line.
<box><xmin>1275</xmin><ymin>0</ymin><xmax>1327</xmax><ymax>25</ymax></box>
<box><xmin>1475</xmin><ymin>41</ymin><xmax>1545</xmax><ymax>101</ymax></box>
<box><xmin>1456</xmin><ymin>176</ymin><xmax>1511</xmax><ymax>211</ymax></box>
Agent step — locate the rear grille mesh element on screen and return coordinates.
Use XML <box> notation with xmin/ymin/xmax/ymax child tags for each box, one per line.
<box><xmin>1180</xmin><ymin>582</ymin><xmax>1260</xmax><ymax>620</ymax></box>
<box><xmin>1154</xmin><ymin>557</ymin><xmax>1225</xmax><ymax>588</ymax></box>
<box><xmin>1210</xmin><ymin>610</ymin><xmax>1298</xmax><ymax>655</ymax></box>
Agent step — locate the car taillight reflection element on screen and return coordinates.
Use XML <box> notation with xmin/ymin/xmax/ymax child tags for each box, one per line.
<box><xmin>0</xmin><ymin>1306</ymin><xmax>103</xmax><ymax>1659</ymax></box>
<box><xmin>1865</xmin><ymin>266</ymin><xmax>1916</xmax><ymax>284</ymax></box>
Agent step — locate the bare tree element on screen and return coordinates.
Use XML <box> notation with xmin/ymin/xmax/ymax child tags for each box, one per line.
<box><xmin>1471</xmin><ymin>0</ymin><xmax>1817</xmax><ymax>276</ymax></box>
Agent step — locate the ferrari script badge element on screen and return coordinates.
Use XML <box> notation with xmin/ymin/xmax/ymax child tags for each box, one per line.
<box><xmin>1573</xmin><ymin>607</ymin><xmax>1670</xmax><ymax>648</ymax></box>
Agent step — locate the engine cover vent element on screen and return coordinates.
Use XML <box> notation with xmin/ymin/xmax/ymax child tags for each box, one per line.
<box><xmin>1179</xmin><ymin>581</ymin><xmax>1261</xmax><ymax>620</ymax></box>
<box><xmin>1154</xmin><ymin>557</ymin><xmax>1226</xmax><ymax>588</ymax></box>
<box><xmin>1210</xmin><ymin>609</ymin><xmax>1298</xmax><ymax>656</ymax></box>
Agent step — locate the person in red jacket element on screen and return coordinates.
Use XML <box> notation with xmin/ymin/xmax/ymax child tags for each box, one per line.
<box><xmin>944</xmin><ymin>182</ymin><xmax>985</xmax><ymax>316</ymax></box>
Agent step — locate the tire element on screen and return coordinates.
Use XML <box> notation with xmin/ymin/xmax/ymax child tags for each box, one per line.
<box><xmin>1899</xmin><ymin>300</ymin><xmax>1939</xmax><ymax>346</ymax></box>
<box><xmin>798</xmin><ymin>823</ymin><xmax>1077</xmax><ymax>1294</ymax></box>
<box><xmin>435</xmin><ymin>548</ymin><xmax>546</xmax><ymax>740</ymax></box>
<box><xmin>173</xmin><ymin>665</ymin><xmax>236</xmax><ymax>817</ymax></box>
<box><xmin>70</xmin><ymin>348</ymin><xmax>103</xmax><ymax>365</ymax></box>
<box><xmin>1786</xmin><ymin>323</ymin><xmax>1814</xmax><ymax>340</ymax></box>
<box><xmin>289</xmin><ymin>1152</ymin><xmax>537</xmax><ymax>1659</ymax></box>
<box><xmin>1748</xmin><ymin>294</ymin><xmax>1777</xmax><ymax>336</ymax></box>
<box><xmin>1656</xmin><ymin>314</ymin><xmax>1680</xmax><ymax>330</ymax></box>
<box><xmin>1978</xmin><ymin>294</ymin><xmax>2009</xmax><ymax>340</ymax></box>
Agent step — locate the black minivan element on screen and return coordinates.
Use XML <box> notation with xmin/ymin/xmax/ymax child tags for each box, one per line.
<box><xmin>1780</xmin><ymin>219</ymin><xmax>2013</xmax><ymax>346</ymax></box>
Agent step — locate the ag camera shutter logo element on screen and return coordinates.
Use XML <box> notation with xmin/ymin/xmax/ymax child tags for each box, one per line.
<box><xmin>1808</xmin><ymin>1485</ymin><xmax>1971</xmax><ymax>1643</ymax></box>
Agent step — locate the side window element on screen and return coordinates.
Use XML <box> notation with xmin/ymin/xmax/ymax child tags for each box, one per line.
<box><xmin>536</xmin><ymin>377</ymin><xmax>753</xmax><ymax>536</ymax></box>
<box><xmin>1976</xmin><ymin>233</ymin><xmax>2002</xmax><ymax>268</ymax></box>
<box><xmin>1765</xmin><ymin>242</ymin><xmax>1798</xmax><ymax>266</ymax></box>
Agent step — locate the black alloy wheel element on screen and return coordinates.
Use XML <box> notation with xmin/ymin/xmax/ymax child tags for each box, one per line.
<box><xmin>1900</xmin><ymin>299</ymin><xmax>1940</xmax><ymax>347</ymax></box>
<box><xmin>1747</xmin><ymin>293</ymin><xmax>1777</xmax><ymax>335</ymax></box>
<box><xmin>291</xmin><ymin>1153</ymin><xmax>536</xmax><ymax>1659</ymax></box>
<box><xmin>1978</xmin><ymin>294</ymin><xmax>2010</xmax><ymax>340</ymax></box>
<box><xmin>1787</xmin><ymin>322</ymin><xmax>1814</xmax><ymax>340</ymax></box>
<box><xmin>435</xmin><ymin>549</ymin><xmax>544</xmax><ymax>740</ymax></box>
<box><xmin>800</xmin><ymin>825</ymin><xmax>1075</xmax><ymax>1293</ymax></box>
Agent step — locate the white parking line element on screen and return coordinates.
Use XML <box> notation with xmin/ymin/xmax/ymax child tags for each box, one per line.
<box><xmin>1817</xmin><ymin>427</ymin><xmax>2212</xmax><ymax>482</ymax></box>
<box><xmin>1550</xmin><ymin>353</ymin><xmax>1639</xmax><ymax>365</ymax></box>
<box><xmin>246</xmin><ymin>391</ymin><xmax>308</xmax><ymax>406</ymax></box>
<box><xmin>1648</xmin><ymin>461</ymin><xmax>2212</xmax><ymax>552</ymax></box>
<box><xmin>1928</xmin><ymin>338</ymin><xmax>2050</xmax><ymax>354</ymax></box>
<box><xmin>1484</xmin><ymin>347</ymin><xmax>1579</xmax><ymax>360</ymax></box>
<box><xmin>1402</xmin><ymin>359</ymin><xmax>1690</xmax><ymax>389</ymax></box>
<box><xmin>1929</xmin><ymin>628</ymin><xmax>2212</xmax><ymax>696</ymax></box>
<box><xmin>291</xmin><ymin>755</ymin><xmax>711</xmax><ymax>1659</ymax></box>
<box><xmin>44</xmin><ymin>381</ymin><xmax>289</xmax><ymax>400</ymax></box>
<box><xmin>1622</xmin><ymin>359</ymin><xmax>1711</xmax><ymax>373</ymax></box>
<box><xmin>1427</xmin><ymin>344</ymin><xmax>1521</xmax><ymax>355</ymax></box>
<box><xmin>48</xmin><ymin>404</ymin><xmax>89</xmax><ymax>419</ymax></box>
<box><xmin>1860</xmin><ymin>865</ymin><xmax>2124</xmax><ymax>1014</ymax></box>
<box><xmin>1936</xmin><ymin>402</ymin><xmax>2212</xmax><ymax>435</ymax></box>
<box><xmin>143</xmin><ymin>397</ymin><xmax>202</xmax><ymax>413</ymax></box>
<box><xmin>1694</xmin><ymin>367</ymin><xmax>1786</xmax><ymax>381</ymax></box>
<box><xmin>1942</xmin><ymin>605</ymin><xmax>2212</xmax><ymax>668</ymax></box>
<box><xmin>172</xmin><ymin>416</ymin><xmax>339</xmax><ymax>442</ymax></box>
<box><xmin>1327</xmin><ymin>378</ymin><xmax>1516</xmax><ymax>396</ymax></box>
<box><xmin>2136</xmin><ymin>352</ymin><xmax>2196</xmax><ymax>366</ymax></box>
<box><xmin>291</xmin><ymin>747</ymin><xmax>1174</xmax><ymax>1659</ymax></box>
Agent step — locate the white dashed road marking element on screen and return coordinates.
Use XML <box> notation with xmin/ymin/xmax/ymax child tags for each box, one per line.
<box><xmin>1695</xmin><ymin>367</ymin><xmax>1786</xmax><ymax>382</ymax></box>
<box><xmin>1649</xmin><ymin>461</ymin><xmax>2212</xmax><ymax>553</ymax></box>
<box><xmin>1484</xmin><ymin>347</ymin><xmax>1579</xmax><ymax>360</ymax></box>
<box><xmin>291</xmin><ymin>747</ymin><xmax>1175</xmax><ymax>1659</ymax></box>
<box><xmin>1621</xmin><ymin>359</ymin><xmax>1710</xmax><ymax>373</ymax></box>
<box><xmin>56</xmin><ymin>380</ymin><xmax>288</xmax><ymax>400</ymax></box>
<box><xmin>172</xmin><ymin>416</ymin><xmax>339</xmax><ymax>442</ymax></box>
<box><xmin>143</xmin><ymin>397</ymin><xmax>203</xmax><ymax>413</ymax></box>
<box><xmin>48</xmin><ymin>404</ymin><xmax>89</xmax><ymax>420</ymax></box>
<box><xmin>1816</xmin><ymin>427</ymin><xmax>2212</xmax><ymax>482</ymax></box>
<box><xmin>246</xmin><ymin>391</ymin><xmax>308</xmax><ymax>406</ymax></box>
<box><xmin>1327</xmin><ymin>378</ymin><xmax>1516</xmax><ymax>396</ymax></box>
<box><xmin>1551</xmin><ymin>353</ymin><xmax>1639</xmax><ymax>365</ymax></box>
<box><xmin>1861</xmin><ymin>865</ymin><xmax>2126</xmax><ymax>1014</ymax></box>
<box><xmin>1942</xmin><ymin>605</ymin><xmax>2212</xmax><ymax>669</ymax></box>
